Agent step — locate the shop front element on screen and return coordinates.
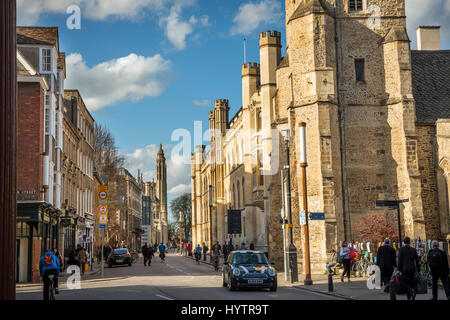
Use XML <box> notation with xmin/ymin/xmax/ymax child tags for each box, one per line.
<box><xmin>60</xmin><ymin>209</ymin><xmax>78</xmax><ymax>269</ymax></box>
<box><xmin>16</xmin><ymin>201</ymin><xmax>61</xmax><ymax>283</ymax></box>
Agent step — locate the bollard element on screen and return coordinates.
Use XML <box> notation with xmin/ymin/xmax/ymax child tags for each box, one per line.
<box><xmin>326</xmin><ymin>263</ymin><xmax>335</xmax><ymax>292</ymax></box>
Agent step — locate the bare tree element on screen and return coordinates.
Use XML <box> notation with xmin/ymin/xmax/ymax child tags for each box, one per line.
<box><xmin>94</xmin><ymin>123</ymin><xmax>125</xmax><ymax>179</ymax></box>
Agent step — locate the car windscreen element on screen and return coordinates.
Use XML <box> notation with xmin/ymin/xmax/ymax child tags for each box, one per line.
<box><xmin>232</xmin><ymin>253</ymin><xmax>268</xmax><ymax>265</ymax></box>
<box><xmin>113</xmin><ymin>249</ymin><xmax>127</xmax><ymax>254</ymax></box>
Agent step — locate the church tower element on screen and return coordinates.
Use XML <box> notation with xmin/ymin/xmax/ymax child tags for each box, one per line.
<box><xmin>156</xmin><ymin>144</ymin><xmax>168</xmax><ymax>243</ymax></box>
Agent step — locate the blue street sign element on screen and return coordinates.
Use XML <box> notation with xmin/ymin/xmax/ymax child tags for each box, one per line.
<box><xmin>309</xmin><ymin>212</ymin><xmax>325</xmax><ymax>220</ymax></box>
<box><xmin>99</xmin><ymin>224</ymin><xmax>106</xmax><ymax>229</ymax></box>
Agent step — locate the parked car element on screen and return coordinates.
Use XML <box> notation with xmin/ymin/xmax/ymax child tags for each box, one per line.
<box><xmin>107</xmin><ymin>248</ymin><xmax>132</xmax><ymax>267</ymax></box>
<box><xmin>222</xmin><ymin>250</ymin><xmax>277</xmax><ymax>291</ymax></box>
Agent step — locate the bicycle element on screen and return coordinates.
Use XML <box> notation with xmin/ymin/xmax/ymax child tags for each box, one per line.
<box><xmin>48</xmin><ymin>274</ymin><xmax>56</xmax><ymax>301</ymax></box>
<box><xmin>131</xmin><ymin>251</ymin><xmax>139</xmax><ymax>264</ymax></box>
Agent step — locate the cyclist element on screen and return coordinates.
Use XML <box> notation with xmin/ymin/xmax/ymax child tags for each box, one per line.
<box><xmin>195</xmin><ymin>244</ymin><xmax>202</xmax><ymax>264</ymax></box>
<box><xmin>159</xmin><ymin>243</ymin><xmax>166</xmax><ymax>262</ymax></box>
<box><xmin>39</xmin><ymin>250</ymin><xmax>60</xmax><ymax>300</ymax></box>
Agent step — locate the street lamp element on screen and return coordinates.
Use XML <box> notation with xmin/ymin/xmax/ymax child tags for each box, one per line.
<box><xmin>179</xmin><ymin>211</ymin><xmax>183</xmax><ymax>256</ymax></box>
<box><xmin>209</xmin><ymin>185</ymin><xmax>213</xmax><ymax>263</ymax></box>
<box><xmin>299</xmin><ymin>122</ymin><xmax>313</xmax><ymax>285</ymax></box>
<box><xmin>283</xmin><ymin>129</ymin><xmax>298</xmax><ymax>283</ymax></box>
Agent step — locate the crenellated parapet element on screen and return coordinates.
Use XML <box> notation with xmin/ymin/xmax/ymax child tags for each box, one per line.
<box><xmin>259</xmin><ymin>30</ymin><xmax>281</xmax><ymax>48</ymax></box>
<box><xmin>242</xmin><ymin>62</ymin><xmax>260</xmax><ymax>77</ymax></box>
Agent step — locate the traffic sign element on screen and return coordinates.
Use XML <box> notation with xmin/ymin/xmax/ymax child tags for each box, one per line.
<box><xmin>309</xmin><ymin>212</ymin><xmax>325</xmax><ymax>220</ymax></box>
<box><xmin>99</xmin><ymin>215</ymin><xmax>107</xmax><ymax>224</ymax></box>
<box><xmin>98</xmin><ymin>186</ymin><xmax>108</xmax><ymax>204</ymax></box>
<box><xmin>300</xmin><ymin>210</ymin><xmax>306</xmax><ymax>226</ymax></box>
<box><xmin>99</xmin><ymin>204</ymin><xmax>108</xmax><ymax>215</ymax></box>
<box><xmin>99</xmin><ymin>224</ymin><xmax>106</xmax><ymax>229</ymax></box>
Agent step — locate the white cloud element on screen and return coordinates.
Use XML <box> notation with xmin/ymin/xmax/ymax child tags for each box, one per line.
<box><xmin>65</xmin><ymin>53</ymin><xmax>171</xmax><ymax>110</ymax></box>
<box><xmin>193</xmin><ymin>99</ymin><xmax>209</xmax><ymax>108</ymax></box>
<box><xmin>17</xmin><ymin>0</ymin><xmax>165</xmax><ymax>24</ymax></box>
<box><xmin>231</xmin><ymin>0</ymin><xmax>282</xmax><ymax>36</ymax></box>
<box><xmin>168</xmin><ymin>184</ymin><xmax>191</xmax><ymax>195</ymax></box>
<box><xmin>160</xmin><ymin>5</ymin><xmax>210</xmax><ymax>50</ymax></box>
<box><xmin>405</xmin><ymin>0</ymin><xmax>450</xmax><ymax>49</ymax></box>
<box><xmin>124</xmin><ymin>144</ymin><xmax>191</xmax><ymax>198</ymax></box>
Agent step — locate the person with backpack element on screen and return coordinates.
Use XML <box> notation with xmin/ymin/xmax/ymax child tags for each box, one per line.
<box><xmin>427</xmin><ymin>240</ymin><xmax>450</xmax><ymax>300</ymax></box>
<box><xmin>398</xmin><ymin>237</ymin><xmax>420</xmax><ymax>300</ymax></box>
<box><xmin>159</xmin><ymin>243</ymin><xmax>166</xmax><ymax>261</ymax></box>
<box><xmin>195</xmin><ymin>244</ymin><xmax>202</xmax><ymax>264</ymax></box>
<box><xmin>39</xmin><ymin>250</ymin><xmax>60</xmax><ymax>300</ymax></box>
<box><xmin>376</xmin><ymin>238</ymin><xmax>397</xmax><ymax>292</ymax></box>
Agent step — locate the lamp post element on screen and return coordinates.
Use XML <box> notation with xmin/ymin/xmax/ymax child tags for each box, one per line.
<box><xmin>209</xmin><ymin>185</ymin><xmax>213</xmax><ymax>263</ymax></box>
<box><xmin>299</xmin><ymin>122</ymin><xmax>313</xmax><ymax>285</ymax></box>
<box><xmin>179</xmin><ymin>211</ymin><xmax>183</xmax><ymax>256</ymax></box>
<box><xmin>283</xmin><ymin>129</ymin><xmax>298</xmax><ymax>283</ymax></box>
<box><xmin>280</xmin><ymin>169</ymin><xmax>288</xmax><ymax>281</ymax></box>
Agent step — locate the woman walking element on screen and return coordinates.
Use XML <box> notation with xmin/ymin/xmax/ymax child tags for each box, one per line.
<box><xmin>340</xmin><ymin>241</ymin><xmax>354</xmax><ymax>282</ymax></box>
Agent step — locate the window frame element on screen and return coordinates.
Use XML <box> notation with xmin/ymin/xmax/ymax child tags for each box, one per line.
<box><xmin>348</xmin><ymin>0</ymin><xmax>364</xmax><ymax>12</ymax></box>
<box><xmin>40</xmin><ymin>47</ymin><xmax>53</xmax><ymax>73</ymax></box>
<box><xmin>355</xmin><ymin>58</ymin><xmax>365</xmax><ymax>84</ymax></box>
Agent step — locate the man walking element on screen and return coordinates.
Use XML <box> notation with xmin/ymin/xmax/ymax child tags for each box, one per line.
<box><xmin>376</xmin><ymin>238</ymin><xmax>397</xmax><ymax>292</ymax></box>
<box><xmin>142</xmin><ymin>243</ymin><xmax>149</xmax><ymax>266</ymax></box>
<box><xmin>223</xmin><ymin>242</ymin><xmax>229</xmax><ymax>262</ymax></box>
<box><xmin>398</xmin><ymin>237</ymin><xmax>420</xmax><ymax>300</ymax></box>
<box><xmin>202</xmin><ymin>242</ymin><xmax>208</xmax><ymax>261</ymax></box>
<box><xmin>427</xmin><ymin>240</ymin><xmax>450</xmax><ymax>300</ymax></box>
<box><xmin>212</xmin><ymin>242</ymin><xmax>221</xmax><ymax>271</ymax></box>
<box><xmin>77</xmin><ymin>246</ymin><xmax>87</xmax><ymax>275</ymax></box>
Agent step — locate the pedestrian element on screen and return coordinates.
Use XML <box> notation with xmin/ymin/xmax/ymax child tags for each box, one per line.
<box><xmin>188</xmin><ymin>242</ymin><xmax>192</xmax><ymax>257</ymax></box>
<box><xmin>53</xmin><ymin>248</ymin><xmax>63</xmax><ymax>272</ymax></box>
<box><xmin>239</xmin><ymin>242</ymin><xmax>246</xmax><ymax>250</ymax></box>
<box><xmin>427</xmin><ymin>240</ymin><xmax>450</xmax><ymax>300</ymax></box>
<box><xmin>67</xmin><ymin>250</ymin><xmax>79</xmax><ymax>274</ymax></box>
<box><xmin>398</xmin><ymin>237</ymin><xmax>420</xmax><ymax>300</ymax></box>
<box><xmin>147</xmin><ymin>244</ymin><xmax>154</xmax><ymax>266</ymax></box>
<box><xmin>212</xmin><ymin>242</ymin><xmax>221</xmax><ymax>271</ymax></box>
<box><xmin>202</xmin><ymin>242</ymin><xmax>209</xmax><ymax>261</ymax></box>
<box><xmin>249</xmin><ymin>243</ymin><xmax>255</xmax><ymax>250</ymax></box>
<box><xmin>339</xmin><ymin>241</ymin><xmax>354</xmax><ymax>282</ymax></box>
<box><xmin>142</xmin><ymin>243</ymin><xmax>149</xmax><ymax>266</ymax></box>
<box><xmin>195</xmin><ymin>244</ymin><xmax>202</xmax><ymax>264</ymax></box>
<box><xmin>77</xmin><ymin>246</ymin><xmax>87</xmax><ymax>275</ymax></box>
<box><xmin>223</xmin><ymin>242</ymin><xmax>229</xmax><ymax>262</ymax></box>
<box><xmin>376</xmin><ymin>238</ymin><xmax>397</xmax><ymax>292</ymax></box>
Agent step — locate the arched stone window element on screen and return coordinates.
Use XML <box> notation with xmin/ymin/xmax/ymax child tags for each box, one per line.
<box><xmin>237</xmin><ymin>181</ymin><xmax>241</xmax><ymax>209</ymax></box>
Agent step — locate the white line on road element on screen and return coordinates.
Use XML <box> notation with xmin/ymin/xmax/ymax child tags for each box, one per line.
<box><xmin>156</xmin><ymin>294</ymin><xmax>174</xmax><ymax>300</ymax></box>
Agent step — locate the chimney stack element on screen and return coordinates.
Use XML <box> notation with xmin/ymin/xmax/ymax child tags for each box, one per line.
<box><xmin>417</xmin><ymin>26</ymin><xmax>440</xmax><ymax>50</ymax></box>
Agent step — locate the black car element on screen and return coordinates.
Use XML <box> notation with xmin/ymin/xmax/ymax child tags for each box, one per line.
<box><xmin>107</xmin><ymin>248</ymin><xmax>132</xmax><ymax>267</ymax></box>
<box><xmin>222</xmin><ymin>251</ymin><xmax>277</xmax><ymax>291</ymax></box>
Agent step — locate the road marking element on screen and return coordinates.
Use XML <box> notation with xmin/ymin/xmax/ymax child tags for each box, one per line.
<box><xmin>156</xmin><ymin>294</ymin><xmax>174</xmax><ymax>300</ymax></box>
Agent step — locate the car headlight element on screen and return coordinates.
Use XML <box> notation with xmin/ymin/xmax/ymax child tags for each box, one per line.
<box><xmin>268</xmin><ymin>267</ymin><xmax>276</xmax><ymax>277</ymax></box>
<box><xmin>233</xmin><ymin>268</ymin><xmax>241</xmax><ymax>277</ymax></box>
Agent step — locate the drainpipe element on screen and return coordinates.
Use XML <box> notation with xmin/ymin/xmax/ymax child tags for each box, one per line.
<box><xmin>333</xmin><ymin>0</ymin><xmax>349</xmax><ymax>241</ymax></box>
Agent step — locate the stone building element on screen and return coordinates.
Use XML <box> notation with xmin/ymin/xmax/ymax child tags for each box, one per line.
<box><xmin>61</xmin><ymin>89</ymin><xmax>96</xmax><ymax>262</ymax></box>
<box><xmin>191</xmin><ymin>0</ymin><xmax>449</xmax><ymax>274</ymax></box>
<box><xmin>16</xmin><ymin>27</ymin><xmax>65</xmax><ymax>282</ymax></box>
<box><xmin>143</xmin><ymin>145</ymin><xmax>169</xmax><ymax>245</ymax></box>
<box><xmin>108</xmin><ymin>168</ymin><xmax>144</xmax><ymax>251</ymax></box>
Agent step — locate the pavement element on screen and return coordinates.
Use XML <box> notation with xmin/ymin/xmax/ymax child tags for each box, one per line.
<box><xmin>180</xmin><ymin>254</ymin><xmax>449</xmax><ymax>300</ymax></box>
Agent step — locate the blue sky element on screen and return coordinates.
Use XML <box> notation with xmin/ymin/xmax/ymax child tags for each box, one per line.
<box><xmin>17</xmin><ymin>0</ymin><xmax>450</xmax><ymax>214</ymax></box>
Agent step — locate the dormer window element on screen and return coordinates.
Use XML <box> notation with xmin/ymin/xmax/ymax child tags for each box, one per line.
<box><xmin>349</xmin><ymin>0</ymin><xmax>363</xmax><ymax>12</ymax></box>
<box><xmin>41</xmin><ymin>48</ymin><xmax>52</xmax><ymax>72</ymax></box>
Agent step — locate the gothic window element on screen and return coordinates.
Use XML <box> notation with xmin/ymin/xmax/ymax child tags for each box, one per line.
<box><xmin>349</xmin><ymin>0</ymin><xmax>363</xmax><ymax>12</ymax></box>
<box><xmin>237</xmin><ymin>181</ymin><xmax>241</xmax><ymax>209</ymax></box>
<box><xmin>242</xmin><ymin>177</ymin><xmax>245</xmax><ymax>205</ymax></box>
<box><xmin>355</xmin><ymin>59</ymin><xmax>365</xmax><ymax>83</ymax></box>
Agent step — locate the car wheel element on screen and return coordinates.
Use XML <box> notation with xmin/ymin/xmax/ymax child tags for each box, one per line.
<box><xmin>228</xmin><ymin>275</ymin><xmax>236</xmax><ymax>291</ymax></box>
<box><xmin>270</xmin><ymin>279</ymin><xmax>278</xmax><ymax>292</ymax></box>
<box><xmin>222</xmin><ymin>273</ymin><xmax>227</xmax><ymax>287</ymax></box>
